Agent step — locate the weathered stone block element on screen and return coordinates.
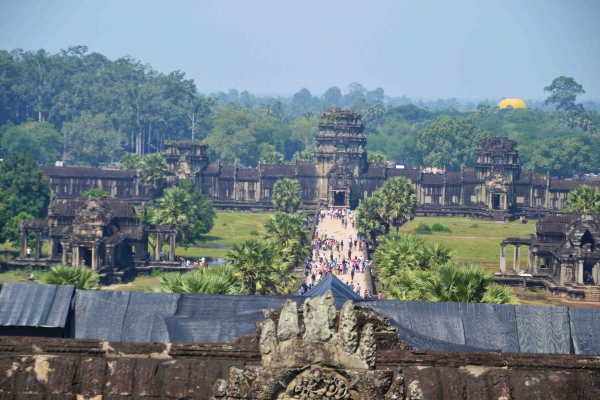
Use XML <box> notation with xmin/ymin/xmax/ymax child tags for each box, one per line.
<box><xmin>159</xmin><ymin>360</ymin><xmax>190</xmax><ymax>399</ymax></box>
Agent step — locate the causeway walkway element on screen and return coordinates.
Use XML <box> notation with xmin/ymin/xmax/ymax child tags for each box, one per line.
<box><xmin>312</xmin><ymin>212</ymin><xmax>369</xmax><ymax>297</ymax></box>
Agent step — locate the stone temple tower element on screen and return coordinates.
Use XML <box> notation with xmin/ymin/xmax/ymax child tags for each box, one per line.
<box><xmin>314</xmin><ymin>108</ymin><xmax>367</xmax><ymax>208</ymax></box>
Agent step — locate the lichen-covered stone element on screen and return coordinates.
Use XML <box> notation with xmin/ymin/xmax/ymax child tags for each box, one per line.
<box><xmin>339</xmin><ymin>300</ymin><xmax>358</xmax><ymax>354</ymax></box>
<box><xmin>358</xmin><ymin>324</ymin><xmax>376</xmax><ymax>369</ymax></box>
<box><xmin>303</xmin><ymin>290</ymin><xmax>337</xmax><ymax>343</ymax></box>
<box><xmin>277</xmin><ymin>300</ymin><xmax>299</xmax><ymax>342</ymax></box>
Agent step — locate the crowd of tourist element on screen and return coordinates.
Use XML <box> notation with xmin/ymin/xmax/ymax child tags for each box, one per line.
<box><xmin>299</xmin><ymin>207</ymin><xmax>380</xmax><ymax>299</ymax></box>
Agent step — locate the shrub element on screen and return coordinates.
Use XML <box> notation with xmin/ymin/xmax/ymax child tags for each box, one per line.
<box><xmin>431</xmin><ymin>223</ymin><xmax>452</xmax><ymax>233</ymax></box>
<box><xmin>150</xmin><ymin>268</ymin><xmax>161</xmax><ymax>277</ymax></box>
<box><xmin>249</xmin><ymin>230</ymin><xmax>259</xmax><ymax>236</ymax></box>
<box><xmin>414</xmin><ymin>223</ymin><xmax>432</xmax><ymax>234</ymax></box>
<box><xmin>470</xmin><ymin>223</ymin><xmax>480</xmax><ymax>228</ymax></box>
<box><xmin>222</xmin><ymin>222</ymin><xmax>227</xmax><ymax>226</ymax></box>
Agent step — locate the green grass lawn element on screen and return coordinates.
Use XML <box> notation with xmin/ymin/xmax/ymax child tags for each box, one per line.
<box><xmin>398</xmin><ymin>217</ymin><xmax>536</xmax><ymax>270</ymax></box>
<box><xmin>172</xmin><ymin>211</ymin><xmax>274</xmax><ymax>260</ymax></box>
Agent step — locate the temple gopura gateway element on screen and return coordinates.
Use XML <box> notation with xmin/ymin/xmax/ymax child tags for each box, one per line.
<box><xmin>43</xmin><ymin>108</ymin><xmax>600</xmax><ymax>220</ymax></box>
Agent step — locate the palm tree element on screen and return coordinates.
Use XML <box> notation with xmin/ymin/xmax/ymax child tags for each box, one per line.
<box><xmin>271</xmin><ymin>178</ymin><xmax>302</xmax><ymax>213</ymax></box>
<box><xmin>293</xmin><ymin>151</ymin><xmax>314</xmax><ymax>162</ymax></box>
<box><xmin>264</xmin><ymin>212</ymin><xmax>310</xmax><ymax>268</ymax></box>
<box><xmin>563</xmin><ymin>185</ymin><xmax>600</xmax><ymax>213</ymax></box>
<box><xmin>138</xmin><ymin>153</ymin><xmax>169</xmax><ymax>196</ymax></box>
<box><xmin>372</xmin><ymin>233</ymin><xmax>453</xmax><ymax>285</ymax></box>
<box><xmin>40</xmin><ymin>265</ymin><xmax>100</xmax><ymax>289</ymax></box>
<box><xmin>386</xmin><ymin>263</ymin><xmax>518</xmax><ymax>304</ymax></box>
<box><xmin>153</xmin><ymin>188</ymin><xmax>196</xmax><ymax>240</ymax></box>
<box><xmin>152</xmin><ymin>265</ymin><xmax>242</xmax><ymax>294</ymax></box>
<box><xmin>367</xmin><ymin>151</ymin><xmax>386</xmax><ymax>163</ymax></box>
<box><xmin>355</xmin><ymin>197</ymin><xmax>386</xmax><ymax>245</ymax></box>
<box><xmin>261</xmin><ymin>151</ymin><xmax>284</xmax><ymax>165</ymax></box>
<box><xmin>226</xmin><ymin>239</ymin><xmax>294</xmax><ymax>295</ymax></box>
<box><xmin>373</xmin><ymin>177</ymin><xmax>418</xmax><ymax>233</ymax></box>
<box><xmin>119</xmin><ymin>153</ymin><xmax>141</xmax><ymax>171</ymax></box>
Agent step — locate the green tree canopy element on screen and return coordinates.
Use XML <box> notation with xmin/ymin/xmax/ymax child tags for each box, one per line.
<box><xmin>177</xmin><ymin>180</ymin><xmax>216</xmax><ymax>245</ymax></box>
<box><xmin>260</xmin><ymin>151</ymin><xmax>284</xmax><ymax>165</ymax></box>
<box><xmin>264</xmin><ymin>212</ymin><xmax>310</xmax><ymax>268</ymax></box>
<box><xmin>0</xmin><ymin>122</ymin><xmax>62</xmax><ymax>164</ymax></box>
<box><xmin>544</xmin><ymin>76</ymin><xmax>585</xmax><ymax>112</ymax></box>
<box><xmin>0</xmin><ymin>152</ymin><xmax>50</xmax><ymax>219</ymax></box>
<box><xmin>271</xmin><ymin>178</ymin><xmax>302</xmax><ymax>213</ymax></box>
<box><xmin>563</xmin><ymin>185</ymin><xmax>600</xmax><ymax>213</ymax></box>
<box><xmin>355</xmin><ymin>197</ymin><xmax>386</xmax><ymax>244</ymax></box>
<box><xmin>417</xmin><ymin>115</ymin><xmax>489</xmax><ymax>170</ymax></box>
<box><xmin>62</xmin><ymin>112</ymin><xmax>124</xmax><ymax>167</ymax></box>
<box><xmin>523</xmin><ymin>137</ymin><xmax>592</xmax><ymax>177</ymax></box>
<box><xmin>1</xmin><ymin>212</ymin><xmax>35</xmax><ymax>246</ymax></box>
<box><xmin>367</xmin><ymin>151</ymin><xmax>386</xmax><ymax>163</ymax></box>
<box><xmin>226</xmin><ymin>238</ymin><xmax>296</xmax><ymax>295</ymax></box>
<box><xmin>82</xmin><ymin>188</ymin><xmax>110</xmax><ymax>198</ymax></box>
<box><xmin>373</xmin><ymin>177</ymin><xmax>417</xmax><ymax>233</ymax></box>
<box><xmin>137</xmin><ymin>153</ymin><xmax>169</xmax><ymax>196</ymax></box>
<box><xmin>119</xmin><ymin>153</ymin><xmax>142</xmax><ymax>171</ymax></box>
<box><xmin>292</xmin><ymin>115</ymin><xmax>319</xmax><ymax>151</ymax></box>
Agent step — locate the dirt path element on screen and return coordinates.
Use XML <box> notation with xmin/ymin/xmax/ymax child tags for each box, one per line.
<box><xmin>313</xmin><ymin>213</ymin><xmax>369</xmax><ymax>297</ymax></box>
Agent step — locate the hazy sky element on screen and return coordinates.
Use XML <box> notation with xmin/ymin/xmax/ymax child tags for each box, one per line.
<box><xmin>1</xmin><ymin>0</ymin><xmax>598</xmax><ymax>100</ymax></box>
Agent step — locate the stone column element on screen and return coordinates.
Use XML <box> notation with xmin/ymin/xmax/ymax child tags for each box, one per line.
<box><xmin>34</xmin><ymin>231</ymin><xmax>42</xmax><ymax>260</ymax></box>
<box><xmin>155</xmin><ymin>233</ymin><xmax>162</xmax><ymax>262</ymax></box>
<box><xmin>62</xmin><ymin>244</ymin><xmax>67</xmax><ymax>265</ymax></box>
<box><xmin>91</xmin><ymin>246</ymin><xmax>97</xmax><ymax>270</ymax></box>
<box><xmin>20</xmin><ymin>229</ymin><xmax>27</xmax><ymax>258</ymax></box>
<box><xmin>169</xmin><ymin>234</ymin><xmax>176</xmax><ymax>262</ymax></box>
<box><xmin>500</xmin><ymin>244</ymin><xmax>506</xmax><ymax>274</ymax></box>
<box><xmin>73</xmin><ymin>247</ymin><xmax>79</xmax><ymax>267</ymax></box>
<box><xmin>577</xmin><ymin>260</ymin><xmax>584</xmax><ymax>285</ymax></box>
<box><xmin>513</xmin><ymin>245</ymin><xmax>520</xmax><ymax>273</ymax></box>
<box><xmin>533</xmin><ymin>254</ymin><xmax>539</xmax><ymax>274</ymax></box>
<box><xmin>527</xmin><ymin>247</ymin><xmax>532</xmax><ymax>271</ymax></box>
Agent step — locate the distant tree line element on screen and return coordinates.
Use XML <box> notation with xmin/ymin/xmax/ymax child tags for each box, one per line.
<box><xmin>1</xmin><ymin>47</ymin><xmax>600</xmax><ymax>177</ymax></box>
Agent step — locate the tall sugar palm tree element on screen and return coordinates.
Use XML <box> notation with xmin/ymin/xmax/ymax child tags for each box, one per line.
<box><xmin>386</xmin><ymin>263</ymin><xmax>518</xmax><ymax>304</ymax></box>
<box><xmin>152</xmin><ymin>265</ymin><xmax>242</xmax><ymax>294</ymax></box>
<box><xmin>563</xmin><ymin>185</ymin><xmax>600</xmax><ymax>213</ymax></box>
<box><xmin>138</xmin><ymin>153</ymin><xmax>169</xmax><ymax>196</ymax></box>
<box><xmin>373</xmin><ymin>177</ymin><xmax>417</xmax><ymax>233</ymax></box>
<box><xmin>264</xmin><ymin>212</ymin><xmax>310</xmax><ymax>268</ymax></box>
<box><xmin>355</xmin><ymin>197</ymin><xmax>386</xmax><ymax>245</ymax></box>
<box><xmin>153</xmin><ymin>187</ymin><xmax>196</xmax><ymax>240</ymax></box>
<box><xmin>271</xmin><ymin>178</ymin><xmax>302</xmax><ymax>213</ymax></box>
<box><xmin>41</xmin><ymin>265</ymin><xmax>100</xmax><ymax>289</ymax></box>
<box><xmin>226</xmin><ymin>239</ymin><xmax>292</xmax><ymax>295</ymax></box>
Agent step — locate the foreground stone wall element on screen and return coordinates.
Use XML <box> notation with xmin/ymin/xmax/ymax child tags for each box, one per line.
<box><xmin>0</xmin><ymin>336</ymin><xmax>599</xmax><ymax>399</ymax></box>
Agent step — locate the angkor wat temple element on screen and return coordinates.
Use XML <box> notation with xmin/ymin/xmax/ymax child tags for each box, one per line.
<box><xmin>43</xmin><ymin>108</ymin><xmax>600</xmax><ymax>220</ymax></box>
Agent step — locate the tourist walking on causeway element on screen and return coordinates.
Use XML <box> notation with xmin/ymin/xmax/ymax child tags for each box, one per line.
<box><xmin>26</xmin><ymin>246</ymin><xmax>31</xmax><ymax>258</ymax></box>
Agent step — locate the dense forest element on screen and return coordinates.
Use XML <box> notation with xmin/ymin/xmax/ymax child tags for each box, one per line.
<box><xmin>1</xmin><ymin>47</ymin><xmax>600</xmax><ymax>177</ymax></box>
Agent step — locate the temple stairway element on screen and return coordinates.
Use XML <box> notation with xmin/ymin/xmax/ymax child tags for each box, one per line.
<box><xmin>584</xmin><ymin>286</ymin><xmax>600</xmax><ymax>302</ymax></box>
<box><xmin>492</xmin><ymin>210</ymin><xmax>506</xmax><ymax>223</ymax></box>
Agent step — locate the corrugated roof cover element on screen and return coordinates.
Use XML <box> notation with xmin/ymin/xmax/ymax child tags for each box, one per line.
<box><xmin>303</xmin><ymin>273</ymin><xmax>362</xmax><ymax>300</ymax></box>
<box><xmin>42</xmin><ymin>166</ymin><xmax>135</xmax><ymax>179</ymax></box>
<box><xmin>387</xmin><ymin>168</ymin><xmax>420</xmax><ymax>181</ymax></box>
<box><xmin>0</xmin><ymin>283</ymin><xmax>74</xmax><ymax>328</ymax></box>
<box><xmin>260</xmin><ymin>164</ymin><xmax>297</xmax><ymax>177</ymax></box>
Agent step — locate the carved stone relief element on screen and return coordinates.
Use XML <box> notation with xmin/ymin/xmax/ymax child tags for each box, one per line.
<box><xmin>211</xmin><ymin>291</ymin><xmax>406</xmax><ymax>399</ymax></box>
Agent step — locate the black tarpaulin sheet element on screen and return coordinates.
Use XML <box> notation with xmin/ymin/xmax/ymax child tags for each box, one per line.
<box><xmin>304</xmin><ymin>273</ymin><xmax>362</xmax><ymax>300</ymax></box>
<box><xmin>359</xmin><ymin>300</ymin><xmax>488</xmax><ymax>352</ymax></box>
<box><xmin>515</xmin><ymin>305</ymin><xmax>570</xmax><ymax>354</ymax></box>
<box><xmin>169</xmin><ymin>294</ymin><xmax>306</xmax><ymax>343</ymax></box>
<box><xmin>0</xmin><ymin>283</ymin><xmax>74</xmax><ymax>328</ymax></box>
<box><xmin>460</xmin><ymin>303</ymin><xmax>519</xmax><ymax>353</ymax></box>
<box><xmin>120</xmin><ymin>293</ymin><xmax>180</xmax><ymax>343</ymax></box>
<box><xmin>74</xmin><ymin>290</ymin><xmax>131</xmax><ymax>341</ymax></box>
<box><xmin>406</xmin><ymin>301</ymin><xmax>466</xmax><ymax>345</ymax></box>
<box><xmin>568</xmin><ymin>307</ymin><xmax>600</xmax><ymax>355</ymax></box>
